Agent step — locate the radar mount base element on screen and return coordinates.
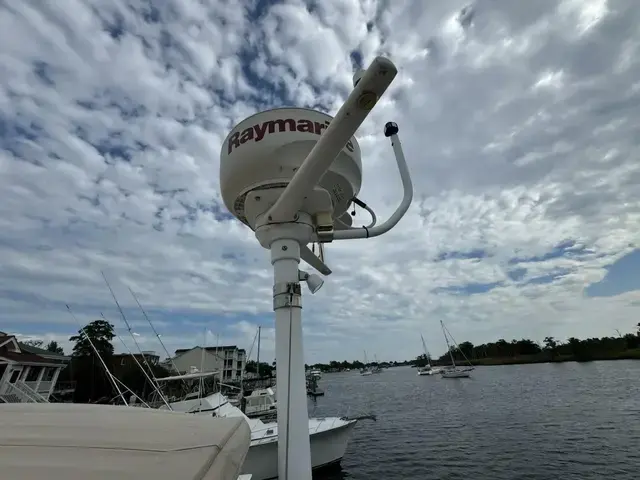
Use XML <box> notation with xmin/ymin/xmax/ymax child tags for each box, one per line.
<box><xmin>255</xmin><ymin>217</ymin><xmax>314</xmax><ymax>480</ymax></box>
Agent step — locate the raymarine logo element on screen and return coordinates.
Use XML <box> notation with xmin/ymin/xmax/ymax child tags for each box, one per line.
<box><xmin>227</xmin><ymin>117</ymin><xmax>355</xmax><ymax>154</ymax></box>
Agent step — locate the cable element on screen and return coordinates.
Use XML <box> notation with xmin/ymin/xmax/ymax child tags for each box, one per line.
<box><xmin>335</xmin><ymin>196</ymin><xmax>378</xmax><ymax>230</ymax></box>
<box><xmin>351</xmin><ymin>197</ymin><xmax>377</xmax><ymax>228</ymax></box>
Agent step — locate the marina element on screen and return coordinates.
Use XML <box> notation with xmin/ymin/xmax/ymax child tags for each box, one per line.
<box><xmin>2</xmin><ymin>328</ymin><xmax>640</xmax><ymax>479</ymax></box>
<box><xmin>2</xmin><ymin>1</ymin><xmax>640</xmax><ymax>480</ymax></box>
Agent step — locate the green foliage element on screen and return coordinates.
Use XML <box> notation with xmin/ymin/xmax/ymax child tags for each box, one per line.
<box><xmin>427</xmin><ymin>326</ymin><xmax>640</xmax><ymax>366</ymax></box>
<box><xmin>70</xmin><ymin>319</ymin><xmax>115</xmax><ymax>358</ymax></box>
<box><xmin>305</xmin><ymin>359</ymin><xmax>406</xmax><ymax>372</ymax></box>
<box><xmin>245</xmin><ymin>360</ymin><xmax>274</xmax><ymax>377</ymax></box>
<box><xmin>414</xmin><ymin>354</ymin><xmax>431</xmax><ymax>367</ymax></box>
<box><xmin>45</xmin><ymin>340</ymin><xmax>64</xmax><ymax>355</ymax></box>
<box><xmin>67</xmin><ymin>319</ymin><xmax>116</xmax><ymax>403</ymax></box>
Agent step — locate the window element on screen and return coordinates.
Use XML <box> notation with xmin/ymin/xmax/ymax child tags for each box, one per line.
<box><xmin>9</xmin><ymin>369</ymin><xmax>20</xmax><ymax>383</ymax></box>
<box><xmin>25</xmin><ymin>367</ymin><xmax>40</xmax><ymax>382</ymax></box>
<box><xmin>120</xmin><ymin>358</ymin><xmax>126</xmax><ymax>366</ymax></box>
<box><xmin>43</xmin><ymin>367</ymin><xmax>57</xmax><ymax>382</ymax></box>
<box><xmin>236</xmin><ymin>370</ymin><xmax>242</xmax><ymax>378</ymax></box>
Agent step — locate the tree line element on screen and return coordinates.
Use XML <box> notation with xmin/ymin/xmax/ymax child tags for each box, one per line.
<box><xmin>305</xmin><ymin>325</ymin><xmax>640</xmax><ymax>371</ymax></box>
<box><xmin>422</xmin><ymin>323</ymin><xmax>640</xmax><ymax>366</ymax></box>
<box><xmin>21</xmin><ymin>338</ymin><xmax>65</xmax><ymax>355</ymax></box>
<box><xmin>50</xmin><ymin>319</ymin><xmax>171</xmax><ymax>403</ymax></box>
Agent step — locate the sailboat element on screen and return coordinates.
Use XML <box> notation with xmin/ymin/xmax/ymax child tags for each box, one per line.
<box><xmin>360</xmin><ymin>350</ymin><xmax>373</xmax><ymax>376</ymax></box>
<box><xmin>440</xmin><ymin>321</ymin><xmax>474</xmax><ymax>379</ymax></box>
<box><xmin>371</xmin><ymin>354</ymin><xmax>383</xmax><ymax>374</ymax></box>
<box><xmin>238</xmin><ymin>326</ymin><xmax>278</xmax><ymax>419</ymax></box>
<box><xmin>417</xmin><ymin>334</ymin><xmax>442</xmax><ymax>376</ymax></box>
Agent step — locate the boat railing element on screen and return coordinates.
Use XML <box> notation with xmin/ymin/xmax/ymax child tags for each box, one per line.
<box><xmin>52</xmin><ymin>380</ymin><xmax>77</xmax><ymax>393</ymax></box>
<box><xmin>312</xmin><ymin>417</ymin><xmax>340</xmax><ymax>433</ymax></box>
<box><xmin>253</xmin><ymin>425</ymin><xmax>278</xmax><ymax>443</ymax></box>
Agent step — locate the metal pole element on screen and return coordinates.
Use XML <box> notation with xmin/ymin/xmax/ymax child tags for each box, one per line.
<box><xmin>271</xmin><ymin>238</ymin><xmax>312</xmax><ymax>480</ymax></box>
<box><xmin>257</xmin><ymin>326</ymin><xmax>261</xmax><ymax>378</ymax></box>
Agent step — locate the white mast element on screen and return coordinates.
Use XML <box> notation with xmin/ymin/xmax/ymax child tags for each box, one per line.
<box><xmin>112</xmin><ymin>328</ymin><xmax>163</xmax><ymax>406</ymax></box>
<box><xmin>128</xmin><ymin>286</ymin><xmax>182</xmax><ymax>377</ymax></box>
<box><xmin>441</xmin><ymin>320</ymin><xmax>456</xmax><ymax>368</ymax></box>
<box><xmin>441</xmin><ymin>321</ymin><xmax>474</xmax><ymax>369</ymax></box>
<box><xmin>101</xmin><ymin>272</ymin><xmax>171</xmax><ymax>409</ymax></box>
<box><xmin>420</xmin><ymin>334</ymin><xmax>432</xmax><ymax>368</ymax></box>
<box><xmin>256</xmin><ymin>326</ymin><xmax>261</xmax><ymax>378</ymax></box>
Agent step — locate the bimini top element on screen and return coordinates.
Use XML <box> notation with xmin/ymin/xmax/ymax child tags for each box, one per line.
<box><xmin>0</xmin><ymin>402</ymin><xmax>251</xmax><ymax>480</ymax></box>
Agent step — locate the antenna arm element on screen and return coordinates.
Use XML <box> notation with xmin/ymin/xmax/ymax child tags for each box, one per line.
<box><xmin>326</xmin><ymin>126</ymin><xmax>413</xmax><ymax>241</ymax></box>
<box><xmin>266</xmin><ymin>56</ymin><xmax>398</xmax><ymax>223</ymax></box>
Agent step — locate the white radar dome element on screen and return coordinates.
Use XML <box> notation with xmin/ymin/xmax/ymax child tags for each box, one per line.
<box><xmin>220</xmin><ymin>107</ymin><xmax>362</xmax><ymax>228</ymax></box>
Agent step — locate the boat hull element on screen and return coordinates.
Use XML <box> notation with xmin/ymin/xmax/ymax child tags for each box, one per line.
<box><xmin>241</xmin><ymin>420</ymin><xmax>357</xmax><ymax>480</ymax></box>
<box><xmin>441</xmin><ymin>371</ymin><xmax>470</xmax><ymax>378</ymax></box>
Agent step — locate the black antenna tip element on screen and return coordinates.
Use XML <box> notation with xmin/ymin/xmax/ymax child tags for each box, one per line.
<box><xmin>384</xmin><ymin>122</ymin><xmax>399</xmax><ymax>137</ymax></box>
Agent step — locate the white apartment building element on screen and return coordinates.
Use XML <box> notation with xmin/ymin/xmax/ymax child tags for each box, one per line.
<box><xmin>169</xmin><ymin>345</ymin><xmax>246</xmax><ymax>381</ymax></box>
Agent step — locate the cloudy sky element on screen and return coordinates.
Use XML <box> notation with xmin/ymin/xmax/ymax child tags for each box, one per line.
<box><xmin>1</xmin><ymin>0</ymin><xmax>639</xmax><ymax>364</ymax></box>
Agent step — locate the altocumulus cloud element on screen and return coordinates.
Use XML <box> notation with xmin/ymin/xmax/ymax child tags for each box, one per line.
<box><xmin>1</xmin><ymin>0</ymin><xmax>640</xmax><ymax>363</ymax></box>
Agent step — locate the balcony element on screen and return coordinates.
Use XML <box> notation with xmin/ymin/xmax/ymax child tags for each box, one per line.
<box><xmin>53</xmin><ymin>381</ymin><xmax>77</xmax><ymax>394</ymax></box>
<box><xmin>23</xmin><ymin>381</ymin><xmax>52</xmax><ymax>394</ymax></box>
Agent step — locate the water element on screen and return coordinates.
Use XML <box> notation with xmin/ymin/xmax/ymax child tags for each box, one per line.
<box><xmin>309</xmin><ymin>361</ymin><xmax>640</xmax><ymax>479</ymax></box>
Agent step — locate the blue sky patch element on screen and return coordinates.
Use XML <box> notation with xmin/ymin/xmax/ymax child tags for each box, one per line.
<box><xmin>585</xmin><ymin>249</ymin><xmax>640</xmax><ymax>298</ymax></box>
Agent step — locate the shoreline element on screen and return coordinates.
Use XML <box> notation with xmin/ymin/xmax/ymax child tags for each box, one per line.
<box><xmin>429</xmin><ymin>349</ymin><xmax>640</xmax><ymax>367</ymax></box>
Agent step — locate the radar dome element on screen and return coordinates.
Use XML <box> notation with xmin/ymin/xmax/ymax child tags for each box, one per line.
<box><xmin>220</xmin><ymin>107</ymin><xmax>362</xmax><ymax>228</ymax></box>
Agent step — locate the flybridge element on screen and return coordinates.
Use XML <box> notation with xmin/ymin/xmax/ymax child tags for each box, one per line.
<box><xmin>228</xmin><ymin>117</ymin><xmax>355</xmax><ymax>154</ymax></box>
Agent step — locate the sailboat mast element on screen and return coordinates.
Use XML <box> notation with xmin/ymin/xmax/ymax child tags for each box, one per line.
<box><xmin>420</xmin><ymin>334</ymin><xmax>431</xmax><ymax>367</ymax></box>
<box><xmin>256</xmin><ymin>326</ymin><xmax>261</xmax><ymax>378</ymax></box>
<box><xmin>129</xmin><ymin>287</ymin><xmax>182</xmax><ymax>377</ymax></box>
<box><xmin>441</xmin><ymin>320</ymin><xmax>456</xmax><ymax>367</ymax></box>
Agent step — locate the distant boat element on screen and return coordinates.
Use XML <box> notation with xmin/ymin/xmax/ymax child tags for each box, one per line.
<box><xmin>306</xmin><ymin>374</ymin><xmax>325</xmax><ymax>396</ymax></box>
<box><xmin>360</xmin><ymin>350</ymin><xmax>373</xmax><ymax>376</ymax></box>
<box><xmin>371</xmin><ymin>354</ymin><xmax>383</xmax><ymax>374</ymax></box>
<box><xmin>241</xmin><ymin>387</ymin><xmax>277</xmax><ymax>419</ymax></box>
<box><xmin>417</xmin><ymin>334</ymin><xmax>442</xmax><ymax>376</ymax></box>
<box><xmin>439</xmin><ymin>321</ymin><xmax>474</xmax><ymax>379</ymax></box>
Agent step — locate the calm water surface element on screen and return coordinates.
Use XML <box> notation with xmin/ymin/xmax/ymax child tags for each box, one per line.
<box><xmin>308</xmin><ymin>361</ymin><xmax>639</xmax><ymax>479</ymax></box>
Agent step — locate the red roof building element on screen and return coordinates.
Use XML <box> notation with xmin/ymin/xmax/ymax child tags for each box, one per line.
<box><xmin>0</xmin><ymin>332</ymin><xmax>70</xmax><ymax>403</ymax></box>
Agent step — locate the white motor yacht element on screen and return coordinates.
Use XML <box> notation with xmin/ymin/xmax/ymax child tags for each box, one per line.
<box><xmin>167</xmin><ymin>392</ymin><xmax>360</xmax><ymax>480</ymax></box>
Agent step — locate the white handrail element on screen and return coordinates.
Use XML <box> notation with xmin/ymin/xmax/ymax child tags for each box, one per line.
<box><xmin>325</xmin><ymin>131</ymin><xmax>413</xmax><ymax>241</ymax></box>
